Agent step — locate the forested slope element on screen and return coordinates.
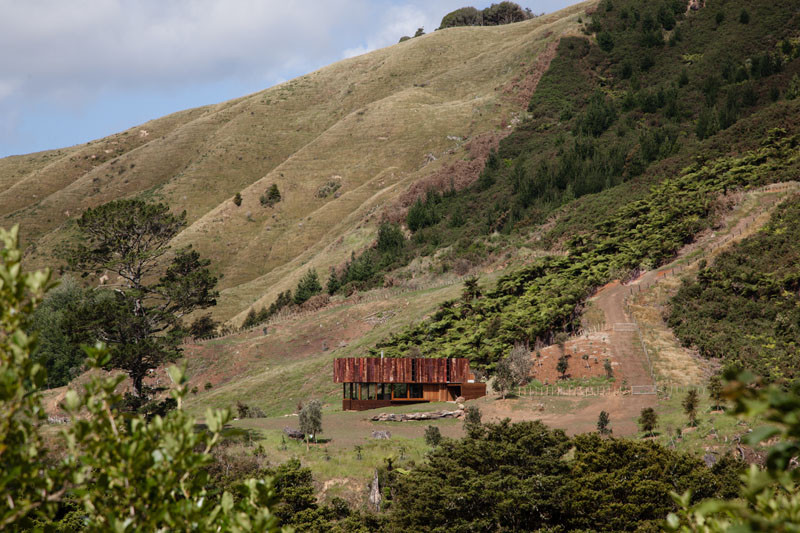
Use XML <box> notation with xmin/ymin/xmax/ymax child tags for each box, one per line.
<box><xmin>356</xmin><ymin>0</ymin><xmax>800</xmax><ymax>371</ymax></box>
<box><xmin>669</xmin><ymin>195</ymin><xmax>800</xmax><ymax>383</ymax></box>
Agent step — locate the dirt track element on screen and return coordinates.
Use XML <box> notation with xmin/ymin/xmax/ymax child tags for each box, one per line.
<box><xmin>588</xmin><ymin>182</ymin><xmax>800</xmax><ymax>389</ymax></box>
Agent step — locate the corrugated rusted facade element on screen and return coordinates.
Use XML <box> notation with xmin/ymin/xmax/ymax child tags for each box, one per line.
<box><xmin>334</xmin><ymin>357</ymin><xmax>486</xmax><ymax>411</ymax></box>
<box><xmin>333</xmin><ymin>357</ymin><xmax>473</xmax><ymax>384</ymax></box>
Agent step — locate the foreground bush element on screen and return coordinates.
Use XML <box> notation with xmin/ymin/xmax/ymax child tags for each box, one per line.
<box><xmin>0</xmin><ymin>225</ymin><xmax>285</xmax><ymax>532</ymax></box>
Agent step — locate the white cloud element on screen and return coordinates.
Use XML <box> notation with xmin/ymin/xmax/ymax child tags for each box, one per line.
<box><xmin>0</xmin><ymin>0</ymin><xmax>581</xmax><ymax>155</ymax></box>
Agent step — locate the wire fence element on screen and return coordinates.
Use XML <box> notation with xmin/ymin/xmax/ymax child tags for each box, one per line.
<box><xmin>187</xmin><ymin>182</ymin><xmax>798</xmax><ymax>348</ymax></box>
<box><xmin>184</xmin><ymin>274</ymin><xmax>473</xmax><ymax>344</ymax></box>
<box><xmin>512</xmin><ymin>382</ymin><xmax>708</xmax><ymax>398</ymax></box>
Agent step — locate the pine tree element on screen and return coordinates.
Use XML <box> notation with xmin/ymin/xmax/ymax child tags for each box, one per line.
<box><xmin>464</xmin><ymin>405</ymin><xmax>483</xmax><ymax>438</ymax></box>
<box><xmin>557</xmin><ymin>355</ymin><xmax>569</xmax><ymax>380</ymax></box>
<box><xmin>683</xmin><ymin>389</ymin><xmax>699</xmax><ymax>427</ymax></box>
<box><xmin>294</xmin><ymin>269</ymin><xmax>322</xmax><ymax>305</ymax></box>
<box><xmin>326</xmin><ymin>268</ymin><xmax>341</xmax><ymax>295</ymax></box>
<box><xmin>638</xmin><ymin>407</ymin><xmax>657</xmax><ymax>437</ymax></box>
<box><xmin>709</xmin><ymin>375</ymin><xmax>724</xmax><ymax>410</ymax></box>
<box><xmin>424</xmin><ymin>425</ymin><xmax>442</xmax><ymax>447</ymax></box>
<box><xmin>597</xmin><ymin>410</ymin><xmax>612</xmax><ymax>435</ymax></box>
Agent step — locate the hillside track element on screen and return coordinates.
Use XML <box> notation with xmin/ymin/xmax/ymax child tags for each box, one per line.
<box><xmin>589</xmin><ymin>181</ymin><xmax>800</xmax><ymax>388</ymax></box>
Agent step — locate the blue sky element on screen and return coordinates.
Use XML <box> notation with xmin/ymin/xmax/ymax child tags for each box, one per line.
<box><xmin>0</xmin><ymin>0</ymin><xmax>579</xmax><ymax>158</ymax></box>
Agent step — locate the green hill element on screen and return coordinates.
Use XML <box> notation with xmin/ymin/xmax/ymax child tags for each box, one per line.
<box><xmin>10</xmin><ymin>1</ymin><xmax>800</xmax><ymax>529</ymax></box>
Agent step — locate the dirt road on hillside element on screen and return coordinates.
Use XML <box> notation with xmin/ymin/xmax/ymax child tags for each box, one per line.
<box><xmin>588</xmin><ymin>182</ymin><xmax>800</xmax><ymax>389</ymax></box>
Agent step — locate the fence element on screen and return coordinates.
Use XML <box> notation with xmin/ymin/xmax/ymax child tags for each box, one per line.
<box><xmin>512</xmin><ymin>382</ymin><xmax>707</xmax><ymax>398</ymax></box>
<box><xmin>189</xmin><ymin>182</ymin><xmax>798</xmax><ymax>347</ymax></box>
<box><xmin>514</xmin><ymin>384</ymin><xmax>616</xmax><ymax>397</ymax></box>
<box><xmin>185</xmin><ymin>274</ymin><xmax>474</xmax><ymax>344</ymax></box>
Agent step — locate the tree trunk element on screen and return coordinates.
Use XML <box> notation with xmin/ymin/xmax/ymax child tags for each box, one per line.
<box><xmin>132</xmin><ymin>374</ymin><xmax>144</xmax><ymax>398</ymax></box>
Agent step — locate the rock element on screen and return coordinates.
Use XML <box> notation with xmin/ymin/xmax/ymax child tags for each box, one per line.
<box><xmin>703</xmin><ymin>453</ymin><xmax>717</xmax><ymax>468</ymax></box>
<box><xmin>456</xmin><ymin>403</ymin><xmax>465</xmax><ymax>410</ymax></box>
<box><xmin>283</xmin><ymin>427</ymin><xmax>305</xmax><ymax>439</ymax></box>
<box><xmin>455</xmin><ymin>396</ymin><xmax>465</xmax><ymax>403</ymax></box>
<box><xmin>371</xmin><ymin>430</ymin><xmax>391</xmax><ymax>439</ymax></box>
<box><xmin>370</xmin><ymin>409</ymin><xmax>464</xmax><ymax>422</ymax></box>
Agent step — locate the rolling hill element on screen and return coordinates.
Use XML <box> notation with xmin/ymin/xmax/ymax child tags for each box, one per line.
<box><xmin>1</xmin><ymin>3</ymin><xmax>587</xmax><ymax>324</ymax></box>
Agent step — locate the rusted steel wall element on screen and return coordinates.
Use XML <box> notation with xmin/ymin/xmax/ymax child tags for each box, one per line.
<box><xmin>460</xmin><ymin>382</ymin><xmax>487</xmax><ymax>400</ymax></box>
<box><xmin>334</xmin><ymin>358</ymin><xmax>473</xmax><ymax>384</ymax></box>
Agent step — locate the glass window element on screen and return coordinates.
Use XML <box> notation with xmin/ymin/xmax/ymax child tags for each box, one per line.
<box><xmin>393</xmin><ymin>383</ymin><xmax>408</xmax><ymax>399</ymax></box>
<box><xmin>409</xmin><ymin>384</ymin><xmax>423</xmax><ymax>399</ymax></box>
<box><xmin>343</xmin><ymin>384</ymin><xmax>347</xmax><ymax>399</ymax></box>
<box><xmin>366</xmin><ymin>383</ymin><xmax>376</xmax><ymax>400</ymax></box>
<box><xmin>349</xmin><ymin>383</ymin><xmax>358</xmax><ymax>400</ymax></box>
<box><xmin>377</xmin><ymin>384</ymin><xmax>388</xmax><ymax>400</ymax></box>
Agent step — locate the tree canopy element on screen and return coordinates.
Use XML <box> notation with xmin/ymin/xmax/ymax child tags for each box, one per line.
<box><xmin>65</xmin><ymin>199</ymin><xmax>218</xmax><ymax>402</ymax></box>
<box><xmin>0</xmin><ymin>225</ymin><xmax>284</xmax><ymax>531</ymax></box>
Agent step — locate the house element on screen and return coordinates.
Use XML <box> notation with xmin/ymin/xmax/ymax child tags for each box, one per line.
<box><xmin>333</xmin><ymin>357</ymin><xmax>486</xmax><ymax>411</ymax></box>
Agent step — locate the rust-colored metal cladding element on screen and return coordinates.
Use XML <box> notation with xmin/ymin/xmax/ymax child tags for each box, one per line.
<box><xmin>334</xmin><ymin>357</ymin><xmax>486</xmax><ymax>411</ymax></box>
<box><xmin>333</xmin><ymin>357</ymin><xmax>473</xmax><ymax>383</ymax></box>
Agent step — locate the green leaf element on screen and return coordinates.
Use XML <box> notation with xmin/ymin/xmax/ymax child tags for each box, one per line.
<box><xmin>665</xmin><ymin>513</ymin><xmax>680</xmax><ymax>530</ymax></box>
<box><xmin>64</xmin><ymin>389</ymin><xmax>81</xmax><ymax>412</ymax></box>
<box><xmin>167</xmin><ymin>365</ymin><xmax>186</xmax><ymax>386</ymax></box>
<box><xmin>744</xmin><ymin>425</ymin><xmax>780</xmax><ymax>446</ymax></box>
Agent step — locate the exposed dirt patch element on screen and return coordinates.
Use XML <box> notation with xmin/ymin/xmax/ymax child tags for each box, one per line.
<box><xmin>529</xmin><ymin>333</ymin><xmax>617</xmax><ymax>384</ymax></box>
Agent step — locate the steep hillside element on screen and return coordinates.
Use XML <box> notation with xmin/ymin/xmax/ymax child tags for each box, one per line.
<box><xmin>1</xmin><ymin>4</ymin><xmax>588</xmax><ymax>324</ymax></box>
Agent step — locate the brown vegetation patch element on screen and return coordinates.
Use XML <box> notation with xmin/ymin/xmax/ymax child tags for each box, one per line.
<box><xmin>383</xmin><ymin>131</ymin><xmax>508</xmax><ymax>223</ymax></box>
<box><xmin>501</xmin><ymin>39</ymin><xmax>560</xmax><ymax>107</ymax></box>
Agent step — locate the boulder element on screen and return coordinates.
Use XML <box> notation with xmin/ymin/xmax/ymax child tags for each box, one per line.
<box><xmin>283</xmin><ymin>427</ymin><xmax>305</xmax><ymax>439</ymax></box>
<box><xmin>371</xmin><ymin>430</ymin><xmax>392</xmax><ymax>439</ymax></box>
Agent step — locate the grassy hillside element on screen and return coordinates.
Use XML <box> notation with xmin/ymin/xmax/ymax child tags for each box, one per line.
<box><xmin>0</xmin><ymin>4</ymin><xmax>588</xmax><ymax>325</ymax></box>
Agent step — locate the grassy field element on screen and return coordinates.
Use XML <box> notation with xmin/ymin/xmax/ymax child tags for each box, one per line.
<box><xmin>0</xmin><ymin>3</ymin><xmax>590</xmax><ymax>327</ymax></box>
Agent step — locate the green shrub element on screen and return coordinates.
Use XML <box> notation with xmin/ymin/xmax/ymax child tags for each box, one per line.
<box><xmin>738</xmin><ymin>8</ymin><xmax>749</xmax><ymax>24</ymax></box>
<box><xmin>260</xmin><ymin>184</ymin><xmax>281</xmax><ymax>207</ymax></box>
<box><xmin>293</xmin><ymin>269</ymin><xmax>322</xmax><ymax>305</ymax></box>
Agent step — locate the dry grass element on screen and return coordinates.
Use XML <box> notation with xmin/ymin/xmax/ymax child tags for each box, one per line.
<box><xmin>0</xmin><ymin>3</ymin><xmax>591</xmax><ymax>326</ymax></box>
<box><xmin>628</xmin><ymin>278</ymin><xmax>710</xmax><ymax>385</ymax></box>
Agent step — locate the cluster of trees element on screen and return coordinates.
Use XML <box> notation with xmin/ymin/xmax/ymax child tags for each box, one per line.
<box><xmin>260</xmin><ymin>183</ymin><xmax>281</xmax><ymax>207</ymax></box>
<box><xmin>385</xmin><ymin>419</ymin><xmax>742</xmax><ymax>531</ymax></box>
<box><xmin>325</xmin><ymin>222</ymin><xmax>407</xmax><ymax>296</ymax></box>
<box><xmin>1</xmin><ymin>228</ymin><xmax>284</xmax><ymax>531</ymax></box>
<box><xmin>668</xmin><ymin>197</ymin><xmax>800</xmax><ymax>383</ymax></box>
<box><xmin>242</xmin><ymin>269</ymin><xmax>322</xmax><ymax>329</ymax></box>
<box><xmin>438</xmin><ymin>2</ymin><xmax>534</xmax><ymax>30</ymax></box>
